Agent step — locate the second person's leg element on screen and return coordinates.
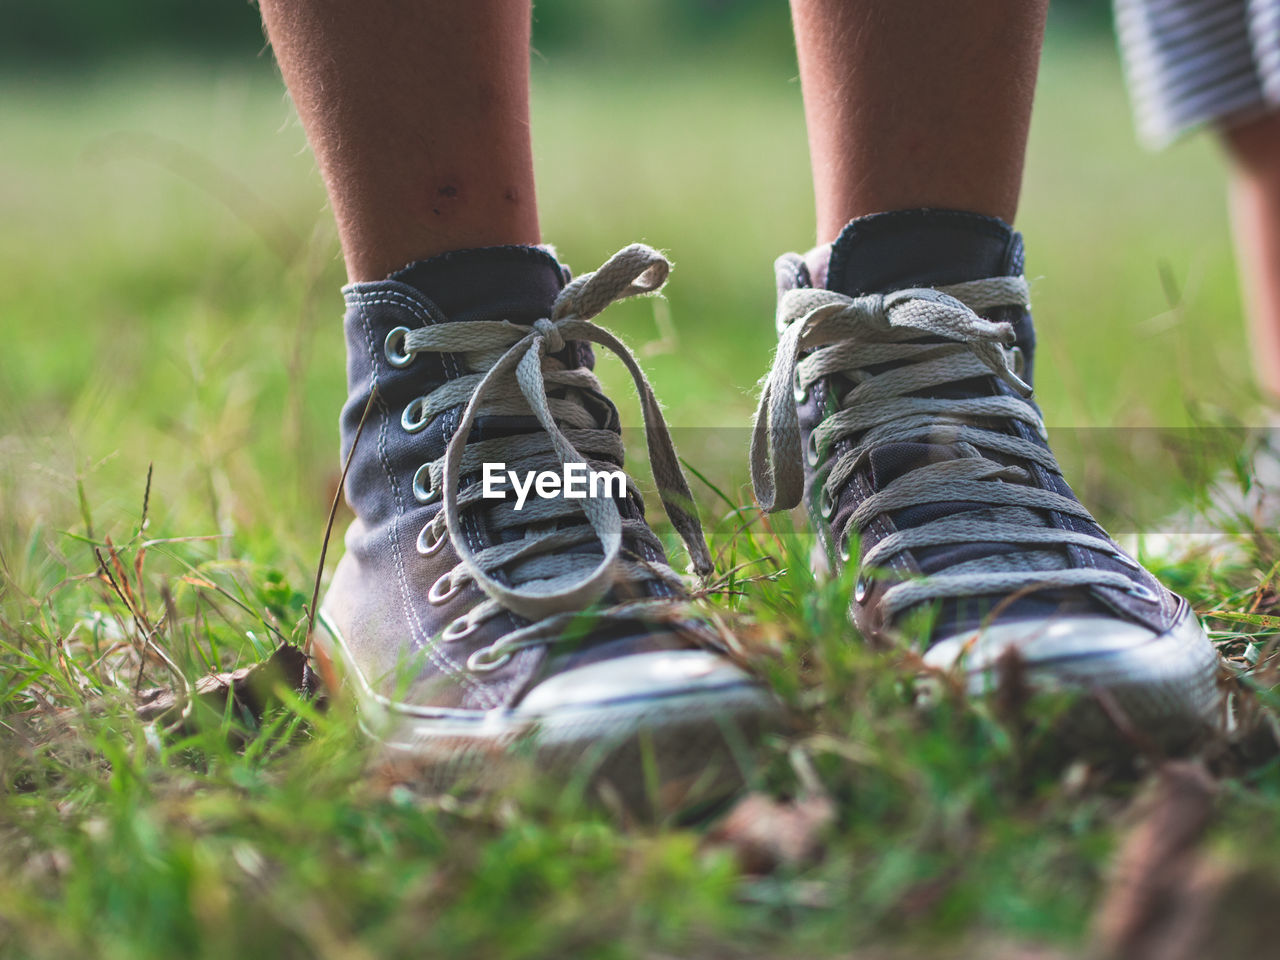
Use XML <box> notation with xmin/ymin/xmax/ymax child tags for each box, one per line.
<box><xmin>1224</xmin><ymin>112</ymin><xmax>1280</xmax><ymax>401</ymax></box>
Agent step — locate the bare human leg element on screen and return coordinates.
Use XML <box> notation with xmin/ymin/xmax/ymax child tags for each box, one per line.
<box><xmin>788</xmin><ymin>0</ymin><xmax>1049</xmax><ymax>242</ymax></box>
<box><xmin>258</xmin><ymin>0</ymin><xmax>540</xmax><ymax>282</ymax></box>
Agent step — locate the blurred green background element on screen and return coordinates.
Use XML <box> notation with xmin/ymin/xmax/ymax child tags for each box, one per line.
<box><xmin>0</xmin><ymin>0</ymin><xmax>1115</xmax><ymax>65</ymax></box>
<box><xmin>0</xmin><ymin>0</ymin><xmax>1257</xmax><ymax>570</ymax></box>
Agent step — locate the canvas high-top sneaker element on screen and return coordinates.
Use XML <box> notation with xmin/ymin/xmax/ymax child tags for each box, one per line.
<box><xmin>751</xmin><ymin>209</ymin><xmax>1222</xmax><ymax>743</ymax></box>
<box><xmin>320</xmin><ymin>243</ymin><xmax>781</xmax><ymax>802</ymax></box>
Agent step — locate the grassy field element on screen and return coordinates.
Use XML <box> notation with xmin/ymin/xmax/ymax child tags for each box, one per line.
<box><xmin>3</xmin><ymin>35</ymin><xmax>1280</xmax><ymax>959</ymax></box>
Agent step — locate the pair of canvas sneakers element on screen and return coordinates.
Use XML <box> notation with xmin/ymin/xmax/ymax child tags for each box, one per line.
<box><xmin>315</xmin><ymin>208</ymin><xmax>1223</xmax><ymax>803</ymax></box>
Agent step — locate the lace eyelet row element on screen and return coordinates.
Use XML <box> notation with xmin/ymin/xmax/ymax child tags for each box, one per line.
<box><xmin>440</xmin><ymin>617</ymin><xmax>515</xmax><ymax>677</ymax></box>
<box><xmin>391</xmin><ymin>325</ymin><xmax>483</xmax><ymax>654</ymax></box>
<box><xmin>388</xmin><ymin>326</ymin><xmax>430</xmax><ymax>434</ymax></box>
<box><xmin>1107</xmin><ymin>549</ymin><xmax>1155</xmax><ymax>600</ymax></box>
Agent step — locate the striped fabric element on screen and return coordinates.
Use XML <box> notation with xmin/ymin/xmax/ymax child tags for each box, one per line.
<box><xmin>1114</xmin><ymin>0</ymin><xmax>1280</xmax><ymax>146</ymax></box>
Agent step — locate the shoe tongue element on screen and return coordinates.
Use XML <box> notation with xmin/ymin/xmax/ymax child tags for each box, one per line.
<box><xmin>390</xmin><ymin>245</ymin><xmax>567</xmax><ymax>323</ymax></box>
<box><xmin>821</xmin><ymin>208</ymin><xmax>1020</xmax><ymax>296</ymax></box>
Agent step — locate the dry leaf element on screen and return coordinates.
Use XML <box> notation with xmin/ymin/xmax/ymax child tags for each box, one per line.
<box><xmin>1093</xmin><ymin>761</ymin><xmax>1217</xmax><ymax>960</ymax></box>
<box><xmin>136</xmin><ymin>642</ymin><xmax>320</xmax><ymax>732</ymax></box>
<box><xmin>706</xmin><ymin>791</ymin><xmax>835</xmax><ymax>874</ymax></box>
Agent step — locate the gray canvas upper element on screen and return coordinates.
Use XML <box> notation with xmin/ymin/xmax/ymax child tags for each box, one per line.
<box><xmin>324</xmin><ymin>244</ymin><xmax>725</xmax><ymax>711</ymax></box>
<box><xmin>752</xmin><ymin>210</ymin><xmax>1190</xmax><ymax>647</ymax></box>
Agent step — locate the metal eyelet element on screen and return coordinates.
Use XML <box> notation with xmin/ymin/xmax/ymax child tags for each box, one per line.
<box><xmin>793</xmin><ymin>381</ymin><xmax>809</xmax><ymax>404</ymax></box>
<box><xmin>412</xmin><ymin>463</ymin><xmax>438</xmax><ymax>504</ymax></box>
<box><xmin>1125</xmin><ymin>582</ymin><xmax>1157</xmax><ymax>602</ymax></box>
<box><xmin>428</xmin><ymin>571</ymin><xmax>463</xmax><ymax>605</ymax></box>
<box><xmin>838</xmin><ymin>528</ymin><xmax>853</xmax><ymax>563</ymax></box>
<box><xmin>806</xmin><ymin>433</ymin><xmax>822</xmax><ymax>467</ymax></box>
<box><xmin>854</xmin><ymin>574</ymin><xmax>869</xmax><ymax>604</ymax></box>
<box><xmin>466</xmin><ymin>647</ymin><xmax>512</xmax><ymax>673</ymax></box>
<box><xmin>1110</xmin><ymin>550</ymin><xmax>1141</xmax><ymax>571</ymax></box>
<box><xmin>441</xmin><ymin>617</ymin><xmax>478</xmax><ymax>643</ymax></box>
<box><xmin>1008</xmin><ymin>345</ymin><xmax>1026</xmax><ymax>379</ymax></box>
<box><xmin>819</xmin><ymin>485</ymin><xmax>836</xmax><ymax>520</ymax></box>
<box><xmin>416</xmin><ymin>522</ymin><xmax>447</xmax><ymax>557</ymax></box>
<box><xmin>384</xmin><ymin>326</ymin><xmax>414</xmax><ymax>368</ymax></box>
<box><xmin>401</xmin><ymin>397</ymin><xmax>430</xmax><ymax>433</ymax></box>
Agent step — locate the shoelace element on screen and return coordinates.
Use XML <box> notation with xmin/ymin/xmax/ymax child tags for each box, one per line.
<box><xmin>397</xmin><ymin>244</ymin><xmax>712</xmax><ymax>671</ymax></box>
<box><xmin>751</xmin><ymin>277</ymin><xmax>1144</xmax><ymax>621</ymax></box>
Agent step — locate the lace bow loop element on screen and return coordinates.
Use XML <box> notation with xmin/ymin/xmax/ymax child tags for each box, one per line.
<box><xmin>882</xmin><ymin>287</ymin><xmax>1031</xmax><ymax>397</ymax></box>
<box><xmin>751</xmin><ymin>299</ymin><xmax>837</xmax><ymax>512</ymax></box>
<box><xmin>552</xmin><ymin>243</ymin><xmax>670</xmax><ymax>321</ymax></box>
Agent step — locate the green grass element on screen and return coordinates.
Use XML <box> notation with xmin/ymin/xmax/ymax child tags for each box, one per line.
<box><xmin>3</xmin><ymin>37</ymin><xmax>1280</xmax><ymax>959</ymax></box>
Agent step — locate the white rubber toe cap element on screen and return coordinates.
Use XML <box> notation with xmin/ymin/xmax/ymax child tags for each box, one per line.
<box><xmin>925</xmin><ymin>613</ymin><xmax>1210</xmax><ymax>681</ymax></box>
<box><xmin>514</xmin><ymin>649</ymin><xmax>762</xmax><ymax>715</ymax></box>
<box><xmin>928</xmin><ymin>614</ymin><xmax>1157</xmax><ymax>673</ymax></box>
<box><xmin>923</xmin><ymin>612</ymin><xmax>1222</xmax><ymax>735</ymax></box>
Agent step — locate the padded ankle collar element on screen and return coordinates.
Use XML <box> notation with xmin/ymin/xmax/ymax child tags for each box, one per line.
<box><xmin>824</xmin><ymin>208</ymin><xmax>1024</xmax><ymax>297</ymax></box>
<box><xmin>348</xmin><ymin>244</ymin><xmax>569</xmax><ymax>325</ymax></box>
